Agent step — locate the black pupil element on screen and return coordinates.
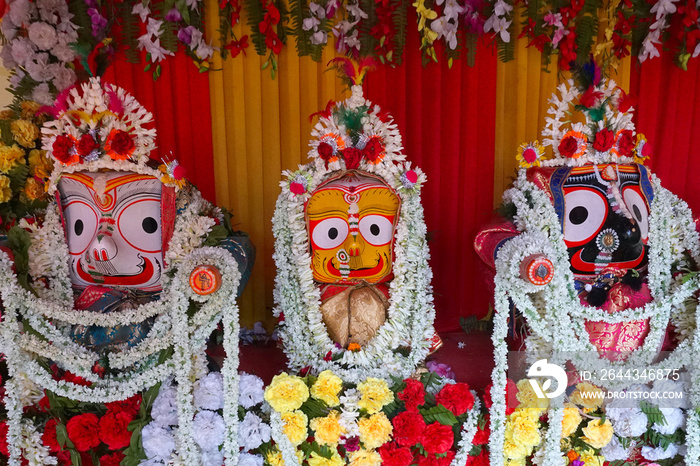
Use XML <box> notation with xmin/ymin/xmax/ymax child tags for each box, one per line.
<box><xmin>633</xmin><ymin>204</ymin><xmax>642</xmax><ymax>221</ymax></box>
<box><xmin>74</xmin><ymin>219</ymin><xmax>84</xmax><ymax>236</ymax></box>
<box><xmin>569</xmin><ymin>206</ymin><xmax>589</xmax><ymax>225</ymax></box>
<box><xmin>328</xmin><ymin>227</ymin><xmax>338</xmax><ymax>240</ymax></box>
<box><xmin>370</xmin><ymin>224</ymin><xmax>380</xmax><ymax>236</ymax></box>
<box><xmin>142</xmin><ymin>217</ymin><xmax>158</xmax><ymax>234</ymax></box>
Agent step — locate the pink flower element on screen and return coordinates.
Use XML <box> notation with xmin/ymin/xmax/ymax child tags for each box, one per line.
<box><xmin>426</xmin><ymin>361</ymin><xmax>455</xmax><ymax>379</ymax></box>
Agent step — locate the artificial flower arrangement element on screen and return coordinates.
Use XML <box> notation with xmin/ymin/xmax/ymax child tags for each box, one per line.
<box><xmin>272</xmin><ymin>60</ymin><xmax>436</xmax><ymax>383</ymax></box>
<box><xmin>473</xmin><ymin>62</ymin><xmax>700</xmax><ymax>466</ymax></box>
<box><xmin>256</xmin><ymin>369</ymin><xmax>486</xmax><ymax>466</ymax></box>
<box><xmin>0</xmin><ymin>78</ymin><xmax>254</xmax><ymax>466</ymax></box>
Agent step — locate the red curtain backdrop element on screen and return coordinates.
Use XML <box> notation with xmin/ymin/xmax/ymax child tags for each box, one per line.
<box><xmin>364</xmin><ymin>35</ymin><xmax>498</xmax><ymax>332</ymax></box>
<box><xmin>630</xmin><ymin>53</ymin><xmax>700</xmax><ymax>215</ymax></box>
<box><xmin>102</xmin><ymin>52</ymin><xmax>217</xmax><ymax>202</ymax></box>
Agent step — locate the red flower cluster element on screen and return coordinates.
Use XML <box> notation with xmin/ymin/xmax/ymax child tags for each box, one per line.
<box><xmin>559</xmin><ymin>31</ymin><xmax>578</xmax><ymax>71</ymax></box>
<box><xmin>77</xmin><ymin>134</ymin><xmax>98</xmax><ymax>157</ymax></box>
<box><xmin>593</xmin><ymin>128</ymin><xmax>615</xmax><ymax>152</ymax></box>
<box><xmin>558</xmin><ymin>135</ymin><xmax>580</xmax><ymax>158</ymax></box>
<box><xmin>259</xmin><ymin>1</ymin><xmax>283</xmax><ymax>54</ymax></box>
<box><xmin>397</xmin><ymin>379</ymin><xmax>425</xmax><ymax>411</ymax></box>
<box><xmin>370</xmin><ymin>0</ymin><xmax>397</xmax><ymax>59</ymax></box>
<box><xmin>105</xmin><ymin>129</ymin><xmax>135</xmax><ymax>161</ymax></box>
<box><xmin>341</xmin><ymin>138</ymin><xmax>386</xmax><ymax>169</ymax></box>
<box><xmin>378</xmin><ymin>442</ymin><xmax>414</xmax><ymax>466</ymax></box>
<box><xmin>612</xmin><ymin>10</ymin><xmax>633</xmax><ymax>58</ymax></box>
<box><xmin>616</xmin><ymin>129</ymin><xmax>635</xmax><ymax>156</ymax></box>
<box><xmin>392</xmin><ymin>411</ymin><xmax>426</xmax><ymax>446</ymax></box>
<box><xmin>52</xmin><ymin>135</ymin><xmax>79</xmax><ymax>165</ymax></box>
<box><xmin>435</xmin><ymin>383</ymin><xmax>474</xmax><ymax>416</ymax></box>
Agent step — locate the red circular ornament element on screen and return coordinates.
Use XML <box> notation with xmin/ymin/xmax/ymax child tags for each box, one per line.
<box><xmin>172</xmin><ymin>165</ymin><xmax>186</xmax><ymax>180</ymax></box>
<box><xmin>189</xmin><ymin>265</ymin><xmax>222</xmax><ymax>295</ymax></box>
<box><xmin>290</xmin><ymin>181</ymin><xmax>306</xmax><ymax>194</ymax></box>
<box><xmin>520</xmin><ymin>255</ymin><xmax>554</xmax><ymax>286</ymax></box>
<box><xmin>523</xmin><ymin>148</ymin><xmax>537</xmax><ymax>163</ymax></box>
<box><xmin>405</xmin><ymin>170</ymin><xmax>418</xmax><ymax>184</ymax></box>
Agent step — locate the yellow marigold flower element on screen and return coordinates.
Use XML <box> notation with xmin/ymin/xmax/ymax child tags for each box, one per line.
<box><xmin>264</xmin><ymin>373</ymin><xmax>310</xmax><ymax>413</ymax></box>
<box><xmin>0</xmin><ymin>143</ymin><xmax>26</xmax><ymax>174</ymax></box>
<box><xmin>281</xmin><ymin>410</ymin><xmax>308</xmax><ymax>446</ymax></box>
<box><xmin>311</xmin><ymin>370</ymin><xmax>343</xmax><ymax>407</ymax></box>
<box><xmin>11</xmin><ymin>119</ymin><xmax>40</xmax><ymax>148</ymax></box>
<box><xmin>0</xmin><ymin>175</ymin><xmax>12</xmax><ymax>203</ymax></box>
<box><xmin>0</xmin><ymin>110</ymin><xmax>14</xmax><ymax>120</ymax></box>
<box><xmin>28</xmin><ymin>149</ymin><xmax>53</xmax><ymax>179</ymax></box>
<box><xmin>20</xmin><ymin>101</ymin><xmax>40</xmax><ymax>120</ymax></box>
<box><xmin>561</xmin><ymin>403</ymin><xmax>582</xmax><ymax>438</ymax></box>
<box><xmin>358</xmin><ymin>412</ymin><xmax>392</xmax><ymax>450</ymax></box>
<box><xmin>266</xmin><ymin>449</ymin><xmax>284</xmax><ymax>466</ymax></box>
<box><xmin>515</xmin><ymin>379</ymin><xmax>549</xmax><ymax>413</ymax></box>
<box><xmin>578</xmin><ymin>448</ymin><xmax>605</xmax><ymax>466</ymax></box>
<box><xmin>349</xmin><ymin>449</ymin><xmax>382</xmax><ymax>466</ymax></box>
<box><xmin>506</xmin><ymin>459</ymin><xmax>527</xmax><ymax>466</ymax></box>
<box><xmin>357</xmin><ymin>378</ymin><xmax>393</xmax><ymax>414</ymax></box>
<box><xmin>308</xmin><ymin>451</ymin><xmax>345</xmax><ymax>466</ymax></box>
<box><xmin>309</xmin><ymin>410</ymin><xmax>345</xmax><ymax>446</ymax></box>
<box><xmin>569</xmin><ymin>383</ymin><xmax>604</xmax><ymax>412</ymax></box>
<box><xmin>503</xmin><ymin>437</ymin><xmax>529</xmax><ymax>460</ymax></box>
<box><xmin>508</xmin><ymin>409</ymin><xmax>541</xmax><ymax>448</ymax></box>
<box><xmin>24</xmin><ymin>177</ymin><xmax>44</xmax><ymax>201</ymax></box>
<box><xmin>581</xmin><ymin>418</ymin><xmax>613</xmax><ymax>449</ymax></box>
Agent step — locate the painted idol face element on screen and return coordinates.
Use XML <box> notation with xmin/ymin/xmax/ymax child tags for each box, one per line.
<box><xmin>306</xmin><ymin>171</ymin><xmax>400</xmax><ymax>284</ymax></box>
<box><xmin>561</xmin><ymin>163</ymin><xmax>653</xmax><ymax>278</ymax></box>
<box><xmin>58</xmin><ymin>171</ymin><xmax>163</xmax><ymax>290</ymax></box>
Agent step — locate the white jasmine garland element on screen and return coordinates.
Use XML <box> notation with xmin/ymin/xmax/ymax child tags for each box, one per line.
<box><xmin>449</xmin><ymin>395</ymin><xmax>482</xmax><ymax>466</ymax></box>
<box><xmin>269</xmin><ymin>409</ymin><xmax>302</xmax><ymax>466</ymax></box>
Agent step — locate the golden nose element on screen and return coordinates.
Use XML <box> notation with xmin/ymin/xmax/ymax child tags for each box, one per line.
<box><xmin>344</xmin><ymin>235</ymin><xmax>363</xmax><ymax>257</ymax></box>
<box><xmin>348</xmin><ymin>243</ymin><xmax>360</xmax><ymax>256</ymax></box>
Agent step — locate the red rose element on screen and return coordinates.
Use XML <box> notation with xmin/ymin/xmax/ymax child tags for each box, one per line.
<box><xmin>362</xmin><ymin>137</ymin><xmax>384</xmax><ymax>162</ymax></box>
<box><xmin>99</xmin><ymin>451</ymin><xmax>124</xmax><ymax>466</ymax></box>
<box><xmin>392</xmin><ymin>410</ymin><xmax>426</xmax><ymax>446</ymax></box>
<box><xmin>106</xmin><ymin>394</ymin><xmax>141</xmax><ymax>418</ymax></box>
<box><xmin>579</xmin><ymin>86</ymin><xmax>602</xmax><ymax>108</ymax></box>
<box><xmin>420</xmin><ymin>422</ymin><xmax>454</xmax><ymax>454</ymax></box>
<box><xmin>98</xmin><ymin>411</ymin><xmax>132</xmax><ymax>450</ymax></box>
<box><xmin>466</xmin><ymin>448</ymin><xmax>490</xmax><ymax>466</ymax></box>
<box><xmin>56</xmin><ymin>450</ymin><xmax>72</xmax><ymax>466</ymax></box>
<box><xmin>342</xmin><ymin>147</ymin><xmax>363</xmax><ymax>170</ymax></box>
<box><xmin>616</xmin><ymin>129</ymin><xmax>635</xmax><ymax>157</ymax></box>
<box><xmin>0</xmin><ymin>421</ymin><xmax>8</xmax><ymax>456</ymax></box>
<box><xmin>435</xmin><ymin>383</ymin><xmax>474</xmax><ymax>416</ymax></box>
<box><xmin>397</xmin><ymin>379</ymin><xmax>425</xmax><ymax>411</ymax></box>
<box><xmin>317</xmin><ymin>142</ymin><xmax>334</xmax><ymax>161</ymax></box>
<box><xmin>77</xmin><ymin>134</ymin><xmax>97</xmax><ymax>157</ymax></box>
<box><xmin>558</xmin><ymin>136</ymin><xmax>579</xmax><ymax>158</ymax></box>
<box><xmin>106</xmin><ymin>130</ymin><xmax>135</xmax><ymax>160</ymax></box>
<box><xmin>66</xmin><ymin>413</ymin><xmax>101</xmax><ymax>452</ymax></box>
<box><xmin>593</xmin><ymin>128</ymin><xmax>615</xmax><ymax>152</ymax></box>
<box><xmin>42</xmin><ymin>419</ymin><xmax>61</xmax><ymax>453</ymax></box>
<box><xmin>52</xmin><ymin>135</ymin><xmax>77</xmax><ymax>164</ymax></box>
<box><xmin>378</xmin><ymin>442</ymin><xmax>413</xmax><ymax>466</ymax></box>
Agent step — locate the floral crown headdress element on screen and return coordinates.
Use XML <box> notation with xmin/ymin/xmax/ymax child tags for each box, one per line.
<box><xmin>282</xmin><ymin>59</ymin><xmax>424</xmax><ymax>197</ymax></box>
<box><xmin>517</xmin><ymin>74</ymin><xmax>652</xmax><ymax>170</ymax></box>
<box><xmin>40</xmin><ymin>77</ymin><xmax>186</xmax><ymax>194</ymax></box>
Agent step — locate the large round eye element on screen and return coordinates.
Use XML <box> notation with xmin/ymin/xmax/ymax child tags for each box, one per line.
<box><xmin>63</xmin><ymin>201</ymin><xmax>98</xmax><ymax>255</ymax></box>
<box><xmin>359</xmin><ymin>215</ymin><xmax>394</xmax><ymax>246</ymax></box>
<box><xmin>563</xmin><ymin>189</ymin><xmax>608</xmax><ymax>246</ymax></box>
<box><xmin>311</xmin><ymin>218</ymin><xmax>349</xmax><ymax>250</ymax></box>
<box><xmin>623</xmin><ymin>187</ymin><xmax>650</xmax><ymax>240</ymax></box>
<box><xmin>117</xmin><ymin>199</ymin><xmax>162</xmax><ymax>253</ymax></box>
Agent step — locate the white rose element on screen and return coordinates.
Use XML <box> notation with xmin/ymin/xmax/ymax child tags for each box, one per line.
<box><xmin>192</xmin><ymin>410</ymin><xmax>226</xmax><ymax>451</ymax></box>
<box><xmin>202</xmin><ymin>449</ymin><xmax>224</xmax><ymax>466</ymax></box>
<box><xmin>194</xmin><ymin>371</ymin><xmax>224</xmax><ymax>411</ymax></box>
<box><xmin>28</xmin><ymin>22</ymin><xmax>58</xmax><ymax>50</ymax></box>
<box><xmin>239</xmin><ymin>453</ymin><xmax>265</xmax><ymax>466</ymax></box>
<box><xmin>641</xmin><ymin>443</ymin><xmax>678</xmax><ymax>461</ymax></box>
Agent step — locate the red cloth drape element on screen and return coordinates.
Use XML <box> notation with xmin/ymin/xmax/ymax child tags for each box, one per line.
<box><xmin>102</xmin><ymin>52</ymin><xmax>217</xmax><ymax>202</ymax></box>
<box><xmin>364</xmin><ymin>33</ymin><xmax>498</xmax><ymax>332</ymax></box>
<box><xmin>630</xmin><ymin>53</ymin><xmax>700</xmax><ymax>215</ymax></box>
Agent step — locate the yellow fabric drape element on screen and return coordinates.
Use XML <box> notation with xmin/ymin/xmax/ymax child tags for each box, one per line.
<box><xmin>493</xmin><ymin>7</ymin><xmax>632</xmax><ymax>207</ymax></box>
<box><xmin>206</xmin><ymin>1</ymin><xmax>346</xmax><ymax>328</ymax></box>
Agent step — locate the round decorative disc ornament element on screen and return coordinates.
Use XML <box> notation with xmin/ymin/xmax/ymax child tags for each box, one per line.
<box><xmin>189</xmin><ymin>265</ymin><xmax>222</xmax><ymax>295</ymax></box>
<box><xmin>520</xmin><ymin>255</ymin><xmax>554</xmax><ymax>286</ymax></box>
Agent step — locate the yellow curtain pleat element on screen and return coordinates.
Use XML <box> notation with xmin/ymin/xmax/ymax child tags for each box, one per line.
<box><xmin>206</xmin><ymin>1</ymin><xmax>346</xmax><ymax>329</ymax></box>
<box><xmin>493</xmin><ymin>7</ymin><xmax>632</xmax><ymax>207</ymax></box>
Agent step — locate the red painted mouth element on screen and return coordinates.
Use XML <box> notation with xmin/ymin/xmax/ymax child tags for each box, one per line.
<box><xmin>326</xmin><ymin>255</ymin><xmax>385</xmax><ymax>280</ymax></box>
<box><xmin>76</xmin><ymin>256</ymin><xmax>157</xmax><ymax>286</ymax></box>
<box><xmin>571</xmin><ymin>248</ymin><xmax>645</xmax><ymax>274</ymax></box>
